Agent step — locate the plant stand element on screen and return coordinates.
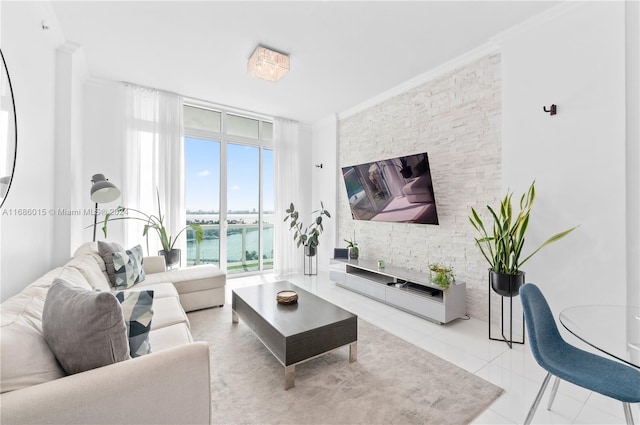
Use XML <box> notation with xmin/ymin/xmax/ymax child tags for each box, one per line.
<box><xmin>488</xmin><ymin>272</ymin><xmax>525</xmax><ymax>349</ymax></box>
<box><xmin>304</xmin><ymin>253</ymin><xmax>318</xmax><ymax>276</ymax></box>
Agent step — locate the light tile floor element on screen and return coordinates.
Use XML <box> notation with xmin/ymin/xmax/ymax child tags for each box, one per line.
<box><xmin>226</xmin><ymin>271</ymin><xmax>638</xmax><ymax>424</ymax></box>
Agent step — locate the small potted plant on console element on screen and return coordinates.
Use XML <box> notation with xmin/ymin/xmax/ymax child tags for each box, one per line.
<box><xmin>428</xmin><ymin>263</ymin><xmax>455</xmax><ymax>290</ymax></box>
<box><xmin>344</xmin><ymin>233</ymin><xmax>359</xmax><ymax>260</ymax></box>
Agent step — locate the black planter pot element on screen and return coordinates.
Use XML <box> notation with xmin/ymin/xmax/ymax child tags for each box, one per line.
<box><xmin>348</xmin><ymin>247</ymin><xmax>359</xmax><ymax>260</ymax></box>
<box><xmin>304</xmin><ymin>245</ymin><xmax>317</xmax><ymax>257</ymax></box>
<box><xmin>489</xmin><ymin>269</ymin><xmax>525</xmax><ymax>297</ymax></box>
<box><xmin>159</xmin><ymin>249</ymin><xmax>181</xmax><ymax>269</ymax></box>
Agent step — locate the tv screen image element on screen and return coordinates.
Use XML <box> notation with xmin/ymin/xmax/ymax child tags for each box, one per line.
<box><xmin>341</xmin><ymin>152</ymin><xmax>439</xmax><ymax>224</ymax></box>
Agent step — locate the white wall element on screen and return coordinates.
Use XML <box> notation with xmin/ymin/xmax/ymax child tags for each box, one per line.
<box><xmin>311</xmin><ymin>114</ymin><xmax>338</xmax><ymax>269</ymax></box>
<box><xmin>0</xmin><ymin>2</ymin><xmax>66</xmax><ymax>300</ymax></box>
<box><xmin>626</xmin><ymin>0</ymin><xmax>640</xmax><ymax>307</ymax></box>
<box><xmin>53</xmin><ymin>42</ymin><xmax>89</xmax><ymax>266</ymax></box>
<box><xmin>497</xmin><ymin>2</ymin><xmax>627</xmax><ymax>312</ymax></box>
<box><xmin>82</xmin><ymin>79</ymin><xmax>126</xmax><ymax>243</ymax></box>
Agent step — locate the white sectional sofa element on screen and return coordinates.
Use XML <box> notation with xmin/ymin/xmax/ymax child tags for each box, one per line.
<box><xmin>0</xmin><ymin>242</ymin><xmax>226</xmax><ymax>424</ymax></box>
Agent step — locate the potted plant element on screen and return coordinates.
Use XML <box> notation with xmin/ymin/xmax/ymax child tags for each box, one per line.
<box><xmin>428</xmin><ymin>263</ymin><xmax>455</xmax><ymax>290</ymax></box>
<box><xmin>469</xmin><ymin>181</ymin><xmax>578</xmax><ymax>297</ymax></box>
<box><xmin>344</xmin><ymin>239</ymin><xmax>359</xmax><ymax>260</ymax></box>
<box><xmin>344</xmin><ymin>232</ymin><xmax>359</xmax><ymax>259</ymax></box>
<box><xmin>101</xmin><ymin>189</ymin><xmax>203</xmax><ymax>268</ymax></box>
<box><xmin>284</xmin><ymin>202</ymin><xmax>331</xmax><ymax>257</ymax></box>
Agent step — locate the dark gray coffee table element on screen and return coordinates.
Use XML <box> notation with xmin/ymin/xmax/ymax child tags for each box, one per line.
<box><xmin>232</xmin><ymin>281</ymin><xmax>358</xmax><ymax>390</ymax></box>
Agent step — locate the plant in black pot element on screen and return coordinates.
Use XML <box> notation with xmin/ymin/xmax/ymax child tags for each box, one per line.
<box><xmin>469</xmin><ymin>181</ymin><xmax>578</xmax><ymax>297</ymax></box>
<box><xmin>101</xmin><ymin>189</ymin><xmax>203</xmax><ymax>269</ymax></box>
<box><xmin>284</xmin><ymin>202</ymin><xmax>331</xmax><ymax>257</ymax></box>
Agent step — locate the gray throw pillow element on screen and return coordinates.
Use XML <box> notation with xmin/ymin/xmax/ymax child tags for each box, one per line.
<box><xmin>98</xmin><ymin>241</ymin><xmax>125</xmax><ymax>287</ymax></box>
<box><xmin>42</xmin><ymin>279</ymin><xmax>131</xmax><ymax>375</ymax></box>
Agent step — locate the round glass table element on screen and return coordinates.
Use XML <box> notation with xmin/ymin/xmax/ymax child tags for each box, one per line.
<box><xmin>559</xmin><ymin>305</ymin><xmax>640</xmax><ymax>369</ymax></box>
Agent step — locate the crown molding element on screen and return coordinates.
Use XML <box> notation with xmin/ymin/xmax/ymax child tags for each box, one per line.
<box><xmin>490</xmin><ymin>1</ymin><xmax>582</xmax><ymax>46</ymax></box>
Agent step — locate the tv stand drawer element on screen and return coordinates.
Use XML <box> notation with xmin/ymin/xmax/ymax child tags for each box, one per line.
<box><xmin>342</xmin><ymin>273</ymin><xmax>386</xmax><ymax>301</ymax></box>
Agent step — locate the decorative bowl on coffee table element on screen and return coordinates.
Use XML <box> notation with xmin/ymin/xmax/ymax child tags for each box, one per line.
<box><xmin>277</xmin><ymin>290</ymin><xmax>298</xmax><ymax>304</ymax></box>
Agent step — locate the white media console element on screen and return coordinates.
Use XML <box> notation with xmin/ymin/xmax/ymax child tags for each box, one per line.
<box><xmin>330</xmin><ymin>258</ymin><xmax>466</xmax><ymax>324</ymax></box>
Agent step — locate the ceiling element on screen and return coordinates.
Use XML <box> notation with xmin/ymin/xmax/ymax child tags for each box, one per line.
<box><xmin>51</xmin><ymin>1</ymin><xmax>559</xmax><ymax>124</ymax></box>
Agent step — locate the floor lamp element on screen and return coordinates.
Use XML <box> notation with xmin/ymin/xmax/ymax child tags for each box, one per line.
<box><xmin>90</xmin><ymin>174</ymin><xmax>120</xmax><ymax>242</ymax></box>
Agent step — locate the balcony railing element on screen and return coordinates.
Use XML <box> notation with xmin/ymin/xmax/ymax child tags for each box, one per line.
<box><xmin>186</xmin><ymin>223</ymin><xmax>274</xmax><ymax>274</ymax></box>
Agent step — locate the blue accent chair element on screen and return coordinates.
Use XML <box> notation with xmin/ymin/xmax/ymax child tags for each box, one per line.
<box><xmin>520</xmin><ymin>283</ymin><xmax>640</xmax><ymax>424</ymax></box>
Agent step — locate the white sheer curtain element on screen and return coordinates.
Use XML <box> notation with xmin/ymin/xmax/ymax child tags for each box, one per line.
<box><xmin>123</xmin><ymin>85</ymin><xmax>185</xmax><ymax>262</ymax></box>
<box><xmin>274</xmin><ymin>118</ymin><xmax>302</xmax><ymax>275</ymax></box>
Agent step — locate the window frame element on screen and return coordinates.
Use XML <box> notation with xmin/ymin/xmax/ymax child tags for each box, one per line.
<box><xmin>183</xmin><ymin>100</ymin><xmax>274</xmax><ymax>275</ymax></box>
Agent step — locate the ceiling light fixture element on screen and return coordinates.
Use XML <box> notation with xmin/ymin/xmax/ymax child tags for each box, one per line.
<box><xmin>247</xmin><ymin>46</ymin><xmax>289</xmax><ymax>82</ymax></box>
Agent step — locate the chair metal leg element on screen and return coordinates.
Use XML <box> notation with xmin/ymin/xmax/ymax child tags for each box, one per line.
<box><xmin>524</xmin><ymin>372</ymin><xmax>553</xmax><ymax>425</ymax></box>
<box><xmin>546</xmin><ymin>376</ymin><xmax>561</xmax><ymax>410</ymax></box>
<box><xmin>623</xmin><ymin>402</ymin><xmax>635</xmax><ymax>425</ymax></box>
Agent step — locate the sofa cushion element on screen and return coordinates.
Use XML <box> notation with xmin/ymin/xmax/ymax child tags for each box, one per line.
<box><xmin>112</xmin><ymin>245</ymin><xmax>145</xmax><ymax>290</ymax></box>
<box><xmin>0</xmin><ymin>283</ymin><xmax>65</xmax><ymax>393</ymax></box>
<box><xmin>75</xmin><ymin>241</ymin><xmax>110</xmax><ymax>281</ymax></box>
<box><xmin>98</xmin><ymin>241</ymin><xmax>125</xmax><ymax>286</ymax></box>
<box><xmin>65</xmin><ymin>255</ymin><xmax>112</xmax><ymax>292</ymax></box>
<box><xmin>55</xmin><ymin>265</ymin><xmax>93</xmax><ymax>291</ymax></box>
<box><xmin>127</xmin><ymin>282</ymin><xmax>179</xmax><ymax>300</ymax></box>
<box><xmin>150</xmin><ymin>296</ymin><xmax>190</xmax><ymax>331</ymax></box>
<box><xmin>42</xmin><ymin>279</ymin><xmax>130</xmax><ymax>375</ymax></box>
<box><xmin>115</xmin><ymin>290</ymin><xmax>154</xmax><ymax>357</ymax></box>
<box><xmin>143</xmin><ymin>265</ymin><xmax>226</xmax><ymax>293</ymax></box>
<box><xmin>149</xmin><ymin>323</ymin><xmax>193</xmax><ymax>352</ymax></box>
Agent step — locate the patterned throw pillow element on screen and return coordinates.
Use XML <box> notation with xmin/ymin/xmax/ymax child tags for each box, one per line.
<box><xmin>115</xmin><ymin>290</ymin><xmax>154</xmax><ymax>357</ymax></box>
<box><xmin>112</xmin><ymin>245</ymin><xmax>145</xmax><ymax>290</ymax></box>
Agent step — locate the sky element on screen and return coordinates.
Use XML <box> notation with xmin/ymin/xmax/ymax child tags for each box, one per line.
<box><xmin>185</xmin><ymin>137</ymin><xmax>274</xmax><ymax>213</ymax></box>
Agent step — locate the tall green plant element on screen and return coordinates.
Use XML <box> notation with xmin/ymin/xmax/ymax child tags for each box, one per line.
<box><xmin>284</xmin><ymin>202</ymin><xmax>331</xmax><ymax>248</ymax></box>
<box><xmin>101</xmin><ymin>189</ymin><xmax>203</xmax><ymax>254</ymax></box>
<box><xmin>469</xmin><ymin>181</ymin><xmax>578</xmax><ymax>274</ymax></box>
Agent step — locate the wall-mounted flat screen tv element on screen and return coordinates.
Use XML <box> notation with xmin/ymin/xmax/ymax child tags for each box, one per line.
<box><xmin>341</xmin><ymin>152</ymin><xmax>439</xmax><ymax>224</ymax></box>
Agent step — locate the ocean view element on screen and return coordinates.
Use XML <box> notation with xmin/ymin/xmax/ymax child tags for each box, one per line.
<box><xmin>186</xmin><ymin>213</ymin><xmax>274</xmax><ymax>267</ymax></box>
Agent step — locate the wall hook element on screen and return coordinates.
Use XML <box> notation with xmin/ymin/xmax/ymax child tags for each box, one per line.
<box><xmin>543</xmin><ymin>104</ymin><xmax>557</xmax><ymax>116</ymax></box>
<box><xmin>315</xmin><ymin>163</ymin><xmax>323</xmax><ymax>169</ymax></box>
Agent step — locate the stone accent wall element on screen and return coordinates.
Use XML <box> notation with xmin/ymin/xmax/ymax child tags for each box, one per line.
<box><xmin>338</xmin><ymin>54</ymin><xmax>501</xmax><ymax>321</ymax></box>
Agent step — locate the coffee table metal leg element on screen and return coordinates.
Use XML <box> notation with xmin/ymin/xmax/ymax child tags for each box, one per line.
<box><xmin>285</xmin><ymin>365</ymin><xmax>295</xmax><ymax>390</ymax></box>
<box><xmin>232</xmin><ymin>310</ymin><xmax>239</xmax><ymax>324</ymax></box>
<box><xmin>349</xmin><ymin>341</ymin><xmax>357</xmax><ymax>363</ymax></box>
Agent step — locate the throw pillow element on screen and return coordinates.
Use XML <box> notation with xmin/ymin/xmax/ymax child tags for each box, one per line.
<box><xmin>97</xmin><ymin>241</ymin><xmax>125</xmax><ymax>286</ymax></box>
<box><xmin>42</xmin><ymin>279</ymin><xmax>131</xmax><ymax>375</ymax></box>
<box><xmin>114</xmin><ymin>290</ymin><xmax>154</xmax><ymax>357</ymax></box>
<box><xmin>112</xmin><ymin>244</ymin><xmax>145</xmax><ymax>290</ymax></box>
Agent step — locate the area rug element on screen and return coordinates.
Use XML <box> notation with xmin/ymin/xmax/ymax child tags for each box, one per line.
<box><xmin>188</xmin><ymin>307</ymin><xmax>503</xmax><ymax>425</ymax></box>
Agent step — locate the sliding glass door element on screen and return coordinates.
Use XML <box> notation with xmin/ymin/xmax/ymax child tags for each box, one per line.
<box><xmin>184</xmin><ymin>105</ymin><xmax>273</xmax><ymax>274</ymax></box>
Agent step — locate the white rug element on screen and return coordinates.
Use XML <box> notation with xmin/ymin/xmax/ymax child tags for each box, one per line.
<box><xmin>189</xmin><ymin>306</ymin><xmax>503</xmax><ymax>425</ymax></box>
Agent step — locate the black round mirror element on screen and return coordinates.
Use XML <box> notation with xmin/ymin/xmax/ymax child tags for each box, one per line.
<box><xmin>0</xmin><ymin>49</ymin><xmax>17</xmax><ymax>208</ymax></box>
